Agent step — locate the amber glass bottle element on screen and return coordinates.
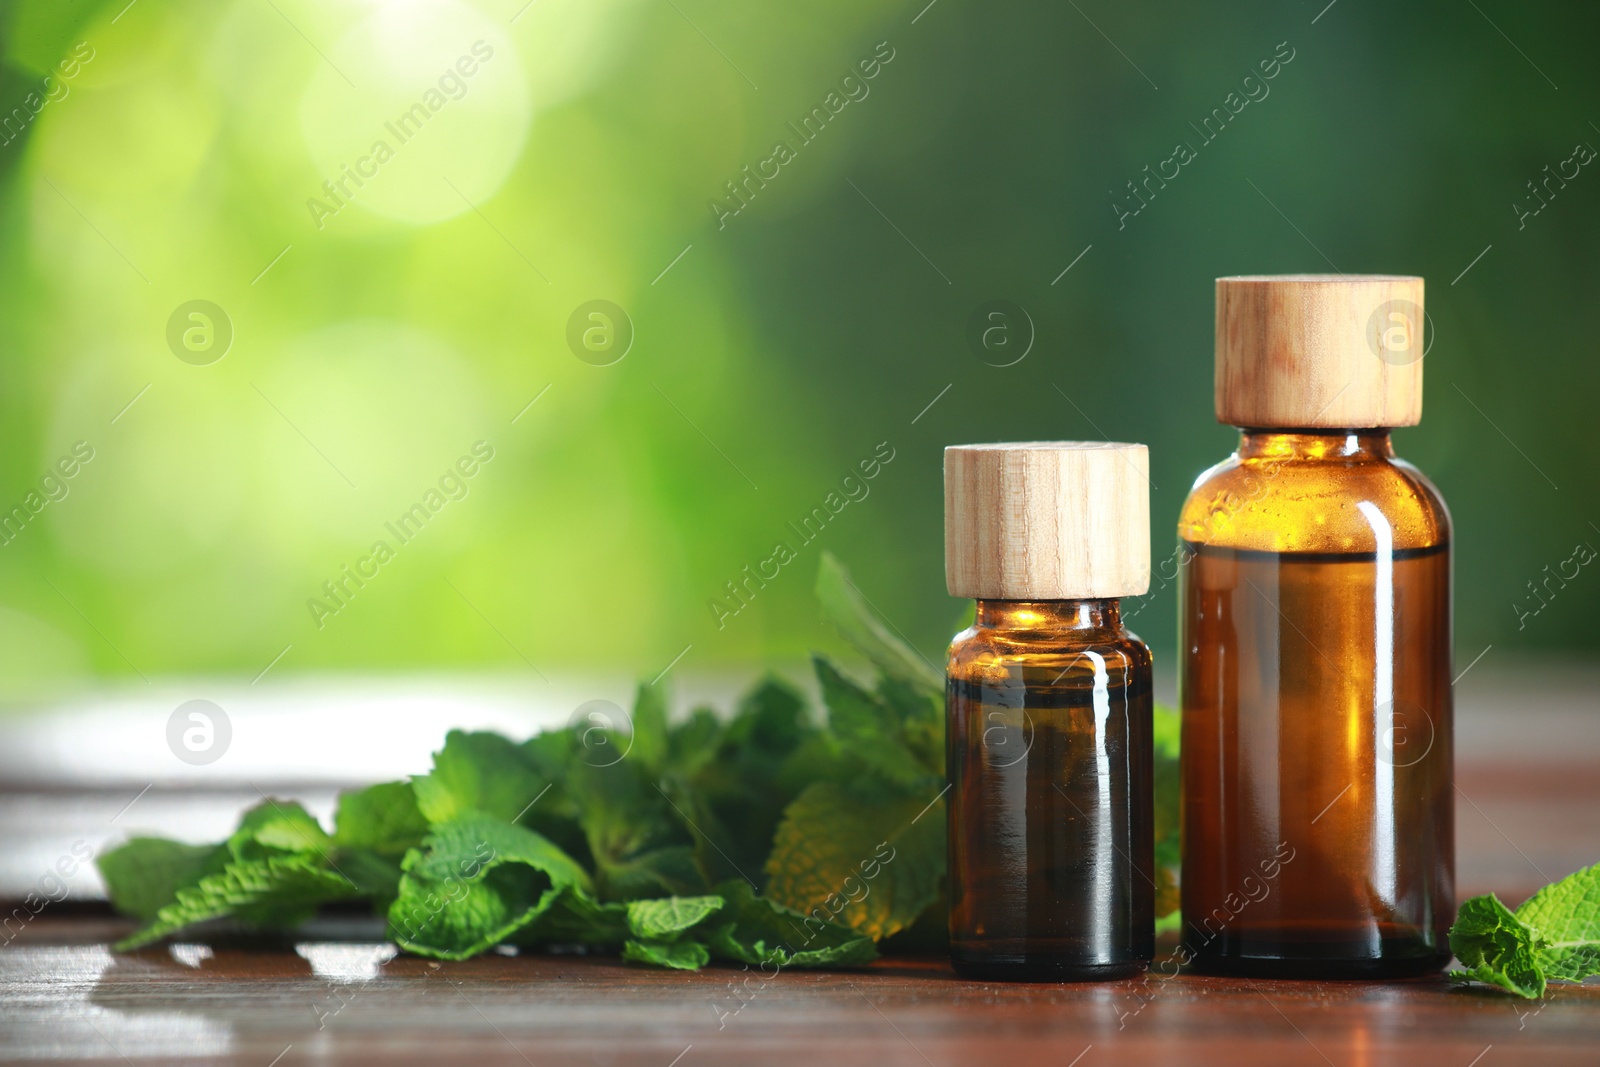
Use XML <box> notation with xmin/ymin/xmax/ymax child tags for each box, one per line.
<box><xmin>1179</xmin><ymin>276</ymin><xmax>1453</xmax><ymax>978</ymax></box>
<box><xmin>945</xmin><ymin>442</ymin><xmax>1155</xmax><ymax>981</ymax></box>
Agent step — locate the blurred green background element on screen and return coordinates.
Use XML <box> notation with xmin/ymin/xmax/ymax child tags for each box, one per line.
<box><xmin>0</xmin><ymin>0</ymin><xmax>1595</xmax><ymax>697</ymax></box>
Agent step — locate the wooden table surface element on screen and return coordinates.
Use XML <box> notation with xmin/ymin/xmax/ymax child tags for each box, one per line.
<box><xmin>2</xmin><ymin>666</ymin><xmax>1598</xmax><ymax>1064</ymax></box>
<box><xmin>3</xmin><ymin>918</ymin><xmax>1597</xmax><ymax>1066</ymax></box>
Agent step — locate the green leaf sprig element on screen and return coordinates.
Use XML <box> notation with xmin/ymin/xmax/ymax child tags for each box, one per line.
<box><xmin>1450</xmin><ymin>862</ymin><xmax>1600</xmax><ymax>998</ymax></box>
<box><xmin>98</xmin><ymin>552</ymin><xmax>1181</xmax><ymax>969</ymax></box>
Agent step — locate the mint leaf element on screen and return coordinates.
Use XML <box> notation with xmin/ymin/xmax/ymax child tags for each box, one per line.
<box><xmin>1450</xmin><ymin>863</ymin><xmax>1600</xmax><ymax>996</ymax></box>
<box><xmin>874</xmin><ymin>674</ymin><xmax>943</xmax><ymax>776</ymax></box>
<box><xmin>334</xmin><ymin>848</ymin><xmax>406</xmax><ymax>913</ymax></box>
<box><xmin>517</xmin><ymin>885</ymin><xmax>628</xmax><ymax>948</ymax></box>
<box><xmin>566</xmin><ymin>759</ymin><xmax>704</xmax><ymax>899</ymax></box>
<box><xmin>388</xmin><ymin>818</ymin><xmax>591</xmax><ymax>960</ymax></box>
<box><xmin>656</xmin><ymin>775</ymin><xmax>749</xmax><ymax>890</ymax></box>
<box><xmin>816</xmin><ymin>552</ymin><xmax>941</xmax><ymax>697</ymax></box>
<box><xmin>814</xmin><ymin>655</ymin><xmax>939</xmax><ymax>791</ymax></box>
<box><xmin>106</xmin><ymin>800</ymin><xmax>359</xmax><ymax>946</ymax></box>
<box><xmin>97</xmin><ymin>838</ymin><xmax>225</xmax><ymax>923</ymax></box>
<box><xmin>626</xmin><ymin>895</ymin><xmax>723</xmax><ymax>941</ymax></box>
<box><xmin>623</xmin><ymin>937</ymin><xmax>710</xmax><ymax>970</ymax></box>
<box><xmin>413</xmin><ymin>731</ymin><xmax>548</xmax><ymax>827</ymax></box>
<box><xmin>334</xmin><ymin>781</ymin><xmax>428</xmax><ymax>856</ymax></box>
<box><xmin>331</xmin><ymin>782</ymin><xmax>432</xmax><ymax>913</ymax></box>
<box><xmin>704</xmin><ymin>879</ymin><xmax>876</xmax><ymax>968</ymax></box>
<box><xmin>1450</xmin><ymin>893</ymin><xmax>1547</xmax><ymax>998</ymax></box>
<box><xmin>521</xmin><ymin>727</ymin><xmax>576</xmax><ymax>782</ymax></box>
<box><xmin>771</xmin><ymin>731</ymin><xmax>848</xmax><ymax>798</ymax></box>
<box><xmin>629</xmin><ymin>683</ymin><xmax>670</xmax><ymax>774</ymax></box>
<box><xmin>722</xmin><ymin>676</ymin><xmax>809</xmax><ymax>756</ymax></box>
<box><xmin>764</xmin><ymin>778</ymin><xmax>943</xmax><ymax>942</ymax></box>
<box><xmin>1515</xmin><ymin>860</ymin><xmax>1600</xmax><ymax>983</ymax></box>
<box><xmin>666</xmin><ymin>707</ymin><xmax>723</xmax><ymax>779</ymax></box>
<box><xmin>114</xmin><ymin>854</ymin><xmax>360</xmax><ymax>950</ymax></box>
<box><xmin>229</xmin><ymin>798</ymin><xmax>333</xmax><ymax>860</ymax></box>
<box><xmin>592</xmin><ymin>843</ymin><xmax>704</xmax><ymax>900</ymax></box>
<box><xmin>675</xmin><ymin>676</ymin><xmax>821</xmax><ymax>887</ymax></box>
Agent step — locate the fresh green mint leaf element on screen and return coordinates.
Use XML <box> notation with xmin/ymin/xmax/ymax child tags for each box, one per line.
<box><xmin>229</xmin><ymin>798</ymin><xmax>333</xmax><ymax>861</ymax></box>
<box><xmin>388</xmin><ymin>818</ymin><xmax>591</xmax><ymax>960</ymax></box>
<box><xmin>397</xmin><ymin>816</ymin><xmax>592</xmax><ymax>889</ymax></box>
<box><xmin>626</xmin><ymin>895</ymin><xmax>724</xmax><ymax>941</ymax></box>
<box><xmin>565</xmin><ymin>759</ymin><xmax>705</xmax><ymax>899</ymax></box>
<box><xmin>623</xmin><ymin>937</ymin><xmax>710</xmax><ymax>970</ymax></box>
<box><xmin>114</xmin><ymin>854</ymin><xmax>360</xmax><ymax>950</ymax></box>
<box><xmin>723</xmin><ymin>676</ymin><xmax>809</xmax><ymax>756</ymax></box>
<box><xmin>814</xmin><ymin>655</ymin><xmax>939</xmax><ymax>791</ymax></box>
<box><xmin>629</xmin><ymin>683</ymin><xmax>670</xmax><ymax>774</ymax></box>
<box><xmin>106</xmin><ymin>800</ymin><xmax>356</xmax><ymax>946</ymax></box>
<box><xmin>816</xmin><ymin>552</ymin><xmax>942</xmax><ymax>698</ymax></box>
<box><xmin>679</xmin><ymin>676</ymin><xmax>822</xmax><ymax>887</ymax></box>
<box><xmin>656</xmin><ymin>766</ymin><xmax>760</xmax><ymax>891</ymax></box>
<box><xmin>1450</xmin><ymin>863</ymin><xmax>1600</xmax><ymax>996</ymax></box>
<box><xmin>875</xmin><ymin>674</ymin><xmax>943</xmax><ymax>777</ymax></box>
<box><xmin>517</xmin><ymin>885</ymin><xmax>629</xmax><ymax>948</ymax></box>
<box><xmin>1449</xmin><ymin>893</ymin><xmax>1547</xmax><ymax>998</ymax></box>
<box><xmin>666</xmin><ymin>707</ymin><xmax>723</xmax><ymax>779</ymax></box>
<box><xmin>521</xmin><ymin>727</ymin><xmax>576</xmax><ymax>783</ymax></box>
<box><xmin>413</xmin><ymin>730</ymin><xmax>549</xmax><ymax>827</ymax></box>
<box><xmin>594</xmin><ymin>844</ymin><xmax>705</xmax><ymax>901</ymax></box>
<box><xmin>97</xmin><ymin>838</ymin><xmax>226</xmax><ymax>923</ymax></box>
<box><xmin>764</xmin><ymin>778</ymin><xmax>944</xmax><ymax>942</ymax></box>
<box><xmin>331</xmin><ymin>782</ymin><xmax>427</xmax><ymax>913</ymax></box>
<box><xmin>334</xmin><ymin>781</ymin><xmax>429</xmax><ymax>857</ymax></box>
<box><xmin>771</xmin><ymin>731</ymin><xmax>848</xmax><ymax>797</ymax></box>
<box><xmin>703</xmin><ymin>879</ymin><xmax>876</xmax><ymax>968</ymax></box>
<box><xmin>1515</xmin><ymin>860</ymin><xmax>1600</xmax><ymax>983</ymax></box>
<box><xmin>334</xmin><ymin>848</ymin><xmax>406</xmax><ymax>913</ymax></box>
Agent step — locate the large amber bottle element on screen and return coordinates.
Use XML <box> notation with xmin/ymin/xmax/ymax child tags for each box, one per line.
<box><xmin>945</xmin><ymin>442</ymin><xmax>1155</xmax><ymax>980</ymax></box>
<box><xmin>1178</xmin><ymin>275</ymin><xmax>1453</xmax><ymax>977</ymax></box>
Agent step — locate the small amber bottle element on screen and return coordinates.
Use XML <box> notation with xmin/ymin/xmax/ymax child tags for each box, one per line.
<box><xmin>1179</xmin><ymin>275</ymin><xmax>1453</xmax><ymax>978</ymax></box>
<box><xmin>945</xmin><ymin>442</ymin><xmax>1155</xmax><ymax>981</ymax></box>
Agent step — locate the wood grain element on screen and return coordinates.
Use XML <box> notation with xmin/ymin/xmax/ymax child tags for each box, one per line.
<box><xmin>2</xmin><ymin>923</ymin><xmax>1596</xmax><ymax>1066</ymax></box>
<box><xmin>1216</xmin><ymin>275</ymin><xmax>1425</xmax><ymax>429</ymax></box>
<box><xmin>945</xmin><ymin>442</ymin><xmax>1151</xmax><ymax>600</ymax></box>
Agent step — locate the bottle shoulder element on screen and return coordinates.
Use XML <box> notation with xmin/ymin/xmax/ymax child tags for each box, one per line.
<box><xmin>947</xmin><ymin>624</ymin><xmax>1152</xmax><ymax>687</ymax></box>
<box><xmin>1177</xmin><ymin>450</ymin><xmax>1451</xmax><ymax>554</ymax></box>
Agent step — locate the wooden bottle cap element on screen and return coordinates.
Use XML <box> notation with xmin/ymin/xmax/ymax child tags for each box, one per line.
<box><xmin>945</xmin><ymin>442</ymin><xmax>1150</xmax><ymax>600</ymax></box>
<box><xmin>1215</xmin><ymin>274</ymin><xmax>1425</xmax><ymax>428</ymax></box>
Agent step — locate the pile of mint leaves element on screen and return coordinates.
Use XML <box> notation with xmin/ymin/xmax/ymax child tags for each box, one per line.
<box><xmin>101</xmin><ymin>553</ymin><xmax>1179</xmax><ymax>969</ymax></box>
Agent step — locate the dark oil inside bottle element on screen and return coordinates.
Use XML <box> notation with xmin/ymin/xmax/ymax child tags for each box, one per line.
<box><xmin>947</xmin><ymin>667</ymin><xmax>1154</xmax><ymax>981</ymax></box>
<box><xmin>1179</xmin><ymin>541</ymin><xmax>1453</xmax><ymax>978</ymax></box>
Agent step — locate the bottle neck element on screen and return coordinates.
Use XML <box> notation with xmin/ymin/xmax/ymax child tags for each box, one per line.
<box><xmin>973</xmin><ymin>599</ymin><xmax>1123</xmax><ymax>633</ymax></box>
<box><xmin>1236</xmin><ymin>428</ymin><xmax>1394</xmax><ymax>461</ymax></box>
